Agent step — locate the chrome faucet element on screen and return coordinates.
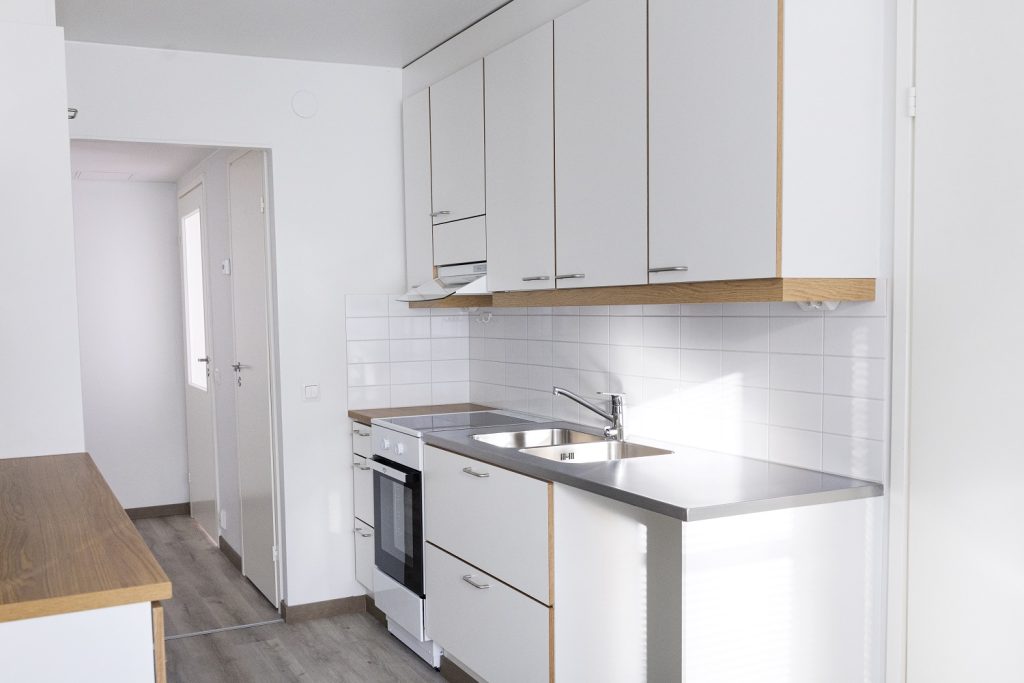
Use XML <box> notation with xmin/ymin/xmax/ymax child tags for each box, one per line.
<box><xmin>552</xmin><ymin>387</ymin><xmax>626</xmax><ymax>440</ymax></box>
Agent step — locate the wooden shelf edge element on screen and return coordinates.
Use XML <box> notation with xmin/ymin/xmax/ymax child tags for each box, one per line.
<box><xmin>408</xmin><ymin>295</ymin><xmax>494</xmax><ymax>309</ymax></box>
<box><xmin>0</xmin><ymin>582</ymin><xmax>174</xmax><ymax>624</ymax></box>
<box><xmin>488</xmin><ymin>278</ymin><xmax>875</xmax><ymax>307</ymax></box>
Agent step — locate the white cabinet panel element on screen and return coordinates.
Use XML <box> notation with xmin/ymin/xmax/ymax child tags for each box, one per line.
<box><xmin>432</xmin><ymin>216</ymin><xmax>487</xmax><ymax>266</ymax></box>
<box><xmin>649</xmin><ymin>0</ymin><xmax>778</xmax><ymax>283</ymax></box>
<box><xmin>351</xmin><ymin>421</ymin><xmax>372</xmax><ymax>457</ymax></box>
<box><xmin>423</xmin><ymin>446</ymin><xmax>550</xmax><ymax>604</ymax></box>
<box><xmin>353</xmin><ymin>518</ymin><xmax>374</xmax><ymax>594</ymax></box>
<box><xmin>554</xmin><ymin>0</ymin><xmax>648</xmax><ymax>289</ymax></box>
<box><xmin>425</xmin><ymin>544</ymin><xmax>550</xmax><ymax>683</ymax></box>
<box><xmin>430</xmin><ymin>61</ymin><xmax>486</xmax><ymax>225</ymax></box>
<box><xmin>402</xmin><ymin>89</ymin><xmax>434</xmax><ymax>288</ymax></box>
<box><xmin>352</xmin><ymin>455</ymin><xmax>374</xmax><ymax>527</ymax></box>
<box><xmin>485</xmin><ymin>23</ymin><xmax>555</xmax><ymax>292</ymax></box>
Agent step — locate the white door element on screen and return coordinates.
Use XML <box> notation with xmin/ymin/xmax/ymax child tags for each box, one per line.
<box><xmin>485</xmin><ymin>22</ymin><xmax>555</xmax><ymax>292</ymax></box>
<box><xmin>430</xmin><ymin>60</ymin><xmax>486</xmax><ymax>225</ymax></box>
<box><xmin>179</xmin><ymin>183</ymin><xmax>218</xmax><ymax>541</ymax></box>
<box><xmin>648</xmin><ymin>0</ymin><xmax>778</xmax><ymax>283</ymax></box>
<box><xmin>402</xmin><ymin>89</ymin><xmax>434</xmax><ymax>288</ymax></box>
<box><xmin>228</xmin><ymin>150</ymin><xmax>279</xmax><ymax>607</ymax></box>
<box><xmin>554</xmin><ymin>0</ymin><xmax>648</xmax><ymax>289</ymax></box>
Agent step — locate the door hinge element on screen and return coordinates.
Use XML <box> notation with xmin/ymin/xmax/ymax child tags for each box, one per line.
<box><xmin>259</xmin><ymin>195</ymin><xmax>266</xmax><ymax>214</ymax></box>
<box><xmin>907</xmin><ymin>86</ymin><xmax>917</xmax><ymax>118</ymax></box>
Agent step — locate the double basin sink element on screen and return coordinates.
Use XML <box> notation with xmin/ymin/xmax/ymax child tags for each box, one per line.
<box><xmin>472</xmin><ymin>428</ymin><xmax>671</xmax><ymax>464</ymax></box>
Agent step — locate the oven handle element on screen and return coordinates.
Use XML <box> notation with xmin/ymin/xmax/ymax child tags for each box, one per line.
<box><xmin>369</xmin><ymin>459</ymin><xmax>407</xmax><ymax>484</ymax></box>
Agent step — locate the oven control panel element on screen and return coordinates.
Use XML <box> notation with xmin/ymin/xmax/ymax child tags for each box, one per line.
<box><xmin>371</xmin><ymin>426</ymin><xmax>423</xmax><ymax>471</ymax></box>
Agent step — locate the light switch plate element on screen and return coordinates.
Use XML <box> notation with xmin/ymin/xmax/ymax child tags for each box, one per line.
<box><xmin>304</xmin><ymin>384</ymin><xmax>320</xmax><ymax>401</ymax></box>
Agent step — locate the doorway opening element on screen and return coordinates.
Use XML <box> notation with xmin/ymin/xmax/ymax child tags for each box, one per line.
<box><xmin>70</xmin><ymin>139</ymin><xmax>284</xmax><ymax>620</ymax></box>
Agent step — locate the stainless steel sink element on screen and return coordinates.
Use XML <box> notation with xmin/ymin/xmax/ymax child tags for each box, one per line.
<box><xmin>520</xmin><ymin>440</ymin><xmax>673</xmax><ymax>464</ymax></box>
<box><xmin>472</xmin><ymin>428</ymin><xmax>605</xmax><ymax>449</ymax></box>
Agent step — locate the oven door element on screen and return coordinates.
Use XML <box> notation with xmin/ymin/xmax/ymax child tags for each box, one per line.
<box><xmin>370</xmin><ymin>456</ymin><xmax>424</xmax><ymax>597</ymax></box>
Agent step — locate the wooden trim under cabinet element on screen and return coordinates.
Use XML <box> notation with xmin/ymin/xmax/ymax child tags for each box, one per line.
<box><xmin>152</xmin><ymin>601</ymin><xmax>166</xmax><ymax>683</ymax></box>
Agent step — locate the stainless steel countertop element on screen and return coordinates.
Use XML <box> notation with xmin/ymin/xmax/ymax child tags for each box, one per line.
<box><xmin>423</xmin><ymin>421</ymin><xmax>883</xmax><ymax>522</ymax></box>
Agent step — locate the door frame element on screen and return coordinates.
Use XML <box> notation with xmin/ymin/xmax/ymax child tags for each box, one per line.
<box><xmin>177</xmin><ymin>175</ymin><xmax>221</xmax><ymax>542</ymax></box>
<box><xmin>226</xmin><ymin>147</ymin><xmax>284</xmax><ymax>607</ymax></box>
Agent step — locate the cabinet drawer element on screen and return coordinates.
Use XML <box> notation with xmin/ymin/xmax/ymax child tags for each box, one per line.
<box><xmin>352</xmin><ymin>455</ymin><xmax>374</xmax><ymax>527</ymax></box>
<box><xmin>425</xmin><ymin>544</ymin><xmax>550</xmax><ymax>683</ymax></box>
<box><xmin>352</xmin><ymin>422</ymin><xmax>372</xmax><ymax>456</ymax></box>
<box><xmin>354</xmin><ymin>518</ymin><xmax>374</xmax><ymax>594</ymax></box>
<box><xmin>423</xmin><ymin>446</ymin><xmax>550</xmax><ymax>604</ymax></box>
<box><xmin>433</xmin><ymin>216</ymin><xmax>487</xmax><ymax>266</ymax></box>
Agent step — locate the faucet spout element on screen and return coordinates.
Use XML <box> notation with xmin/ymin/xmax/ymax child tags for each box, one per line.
<box><xmin>552</xmin><ymin>386</ymin><xmax>626</xmax><ymax>440</ymax></box>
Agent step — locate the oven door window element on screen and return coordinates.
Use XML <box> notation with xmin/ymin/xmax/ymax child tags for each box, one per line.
<box><xmin>373</xmin><ymin>460</ymin><xmax>423</xmax><ymax>596</ymax></box>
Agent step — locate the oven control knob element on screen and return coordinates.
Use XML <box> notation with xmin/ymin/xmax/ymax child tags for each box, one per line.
<box><xmin>381</xmin><ymin>438</ymin><xmax>391</xmax><ymax>451</ymax></box>
<box><xmin>396</xmin><ymin>442</ymin><xmax>405</xmax><ymax>456</ymax></box>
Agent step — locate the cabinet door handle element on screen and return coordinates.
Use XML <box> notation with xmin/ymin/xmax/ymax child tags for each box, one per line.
<box><xmin>648</xmin><ymin>266</ymin><xmax>689</xmax><ymax>273</ymax></box>
<box><xmin>555</xmin><ymin>274</ymin><xmax>585</xmax><ymax>280</ymax></box>
<box><xmin>352</xmin><ymin>462</ymin><xmax>371</xmax><ymax>471</ymax></box>
<box><xmin>354</xmin><ymin>429</ymin><xmax>371</xmax><ymax>437</ymax></box>
<box><xmin>462</xmin><ymin>574</ymin><xmax>491</xmax><ymax>590</ymax></box>
<box><xmin>461</xmin><ymin>466</ymin><xmax>490</xmax><ymax>478</ymax></box>
<box><xmin>521</xmin><ymin>275</ymin><xmax>551</xmax><ymax>282</ymax></box>
<box><xmin>355</xmin><ymin>527</ymin><xmax>373</xmax><ymax>538</ymax></box>
<box><xmin>430</xmin><ymin>210</ymin><xmax>451</xmax><ymax>218</ymax></box>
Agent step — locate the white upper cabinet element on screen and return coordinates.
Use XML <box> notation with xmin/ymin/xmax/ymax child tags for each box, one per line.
<box><xmin>554</xmin><ymin>0</ymin><xmax>648</xmax><ymax>289</ymax></box>
<box><xmin>649</xmin><ymin>0</ymin><xmax>883</xmax><ymax>282</ymax></box>
<box><xmin>430</xmin><ymin>60</ymin><xmax>486</xmax><ymax>226</ymax></box>
<box><xmin>649</xmin><ymin>0</ymin><xmax>779</xmax><ymax>283</ymax></box>
<box><xmin>485</xmin><ymin>23</ymin><xmax>555</xmax><ymax>292</ymax></box>
<box><xmin>402</xmin><ymin>89</ymin><xmax>434</xmax><ymax>288</ymax></box>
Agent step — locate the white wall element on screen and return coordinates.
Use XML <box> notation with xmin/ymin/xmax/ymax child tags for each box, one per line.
<box><xmin>65</xmin><ymin>42</ymin><xmax>405</xmax><ymax>606</ymax></box>
<box><xmin>904</xmin><ymin>1</ymin><xmax>1024</xmax><ymax>679</ymax></box>
<box><xmin>177</xmin><ymin>150</ymin><xmax>244</xmax><ymax>550</ymax></box>
<box><xmin>72</xmin><ymin>180</ymin><xmax>189</xmax><ymax>509</ymax></box>
<box><xmin>0</xmin><ymin>5</ymin><xmax>84</xmax><ymax>458</ymax></box>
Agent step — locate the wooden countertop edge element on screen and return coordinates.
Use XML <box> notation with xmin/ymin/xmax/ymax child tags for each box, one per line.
<box><xmin>347</xmin><ymin>403</ymin><xmax>495</xmax><ymax>423</ymax></box>
<box><xmin>0</xmin><ymin>580</ymin><xmax>173</xmax><ymax>624</ymax></box>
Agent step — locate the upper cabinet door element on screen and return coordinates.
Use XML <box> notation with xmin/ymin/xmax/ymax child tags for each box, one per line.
<box><xmin>649</xmin><ymin>0</ymin><xmax>779</xmax><ymax>284</ymax></box>
<box><xmin>430</xmin><ymin>60</ymin><xmax>486</xmax><ymax>225</ymax></box>
<box><xmin>402</xmin><ymin>89</ymin><xmax>434</xmax><ymax>288</ymax></box>
<box><xmin>485</xmin><ymin>24</ymin><xmax>555</xmax><ymax>292</ymax></box>
<box><xmin>554</xmin><ymin>0</ymin><xmax>648</xmax><ymax>289</ymax></box>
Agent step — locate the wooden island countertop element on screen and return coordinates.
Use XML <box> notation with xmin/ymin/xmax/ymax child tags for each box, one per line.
<box><xmin>0</xmin><ymin>452</ymin><xmax>171</xmax><ymax>623</ymax></box>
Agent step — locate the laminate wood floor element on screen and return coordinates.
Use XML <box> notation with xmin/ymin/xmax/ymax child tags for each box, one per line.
<box><xmin>137</xmin><ymin>516</ymin><xmax>443</xmax><ymax>683</ymax></box>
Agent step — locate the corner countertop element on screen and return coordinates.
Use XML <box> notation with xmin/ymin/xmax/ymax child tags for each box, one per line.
<box><xmin>0</xmin><ymin>452</ymin><xmax>172</xmax><ymax>623</ymax></box>
<box><xmin>424</xmin><ymin>421</ymin><xmax>883</xmax><ymax>522</ymax></box>
<box><xmin>348</xmin><ymin>403</ymin><xmax>494</xmax><ymax>425</ymax></box>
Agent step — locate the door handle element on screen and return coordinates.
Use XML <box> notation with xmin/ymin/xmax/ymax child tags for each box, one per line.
<box><xmin>232</xmin><ymin>363</ymin><xmax>252</xmax><ymax>372</ymax></box>
<box><xmin>461</xmin><ymin>467</ymin><xmax>490</xmax><ymax>478</ymax></box>
<box><xmin>352</xmin><ymin>461</ymin><xmax>371</xmax><ymax>471</ymax></box>
<box><xmin>648</xmin><ymin>266</ymin><xmax>689</xmax><ymax>273</ymax></box>
<box><xmin>430</xmin><ymin>210</ymin><xmax>451</xmax><ymax>218</ymax></box>
<box><xmin>462</xmin><ymin>574</ymin><xmax>491</xmax><ymax>590</ymax></box>
<box><xmin>355</xmin><ymin>527</ymin><xmax>373</xmax><ymax>538</ymax></box>
<box><xmin>555</xmin><ymin>274</ymin><xmax>585</xmax><ymax>280</ymax></box>
<box><xmin>197</xmin><ymin>357</ymin><xmax>210</xmax><ymax>364</ymax></box>
<box><xmin>521</xmin><ymin>275</ymin><xmax>551</xmax><ymax>282</ymax></box>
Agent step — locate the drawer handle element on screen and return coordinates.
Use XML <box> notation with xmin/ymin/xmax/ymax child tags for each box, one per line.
<box><xmin>430</xmin><ymin>210</ymin><xmax>452</xmax><ymax>218</ymax></box>
<box><xmin>521</xmin><ymin>275</ymin><xmax>551</xmax><ymax>282</ymax></box>
<box><xmin>462</xmin><ymin>574</ymin><xmax>491</xmax><ymax>590</ymax></box>
<box><xmin>355</xmin><ymin>528</ymin><xmax>373</xmax><ymax>538</ymax></box>
<box><xmin>461</xmin><ymin>467</ymin><xmax>490</xmax><ymax>478</ymax></box>
<box><xmin>353</xmin><ymin>462</ymin><xmax>371</xmax><ymax>471</ymax></box>
<box><xmin>649</xmin><ymin>266</ymin><xmax>689</xmax><ymax>273</ymax></box>
<box><xmin>555</xmin><ymin>273</ymin><xmax>585</xmax><ymax>280</ymax></box>
<box><xmin>354</xmin><ymin>430</ymin><xmax>371</xmax><ymax>437</ymax></box>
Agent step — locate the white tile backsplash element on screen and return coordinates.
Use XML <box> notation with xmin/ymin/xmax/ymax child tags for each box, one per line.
<box><xmin>347</xmin><ymin>289</ymin><xmax>891</xmax><ymax>482</ymax></box>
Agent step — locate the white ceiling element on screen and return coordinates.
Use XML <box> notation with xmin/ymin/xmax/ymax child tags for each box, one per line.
<box><xmin>70</xmin><ymin>140</ymin><xmax>219</xmax><ymax>183</ymax></box>
<box><xmin>56</xmin><ymin>0</ymin><xmax>512</xmax><ymax>68</ymax></box>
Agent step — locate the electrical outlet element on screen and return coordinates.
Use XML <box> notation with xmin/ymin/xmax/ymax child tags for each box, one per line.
<box><xmin>304</xmin><ymin>384</ymin><xmax>320</xmax><ymax>401</ymax></box>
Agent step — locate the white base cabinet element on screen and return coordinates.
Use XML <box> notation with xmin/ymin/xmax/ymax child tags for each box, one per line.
<box><xmin>353</xmin><ymin>518</ymin><xmax>374</xmax><ymax>594</ymax></box>
<box><xmin>424</xmin><ymin>544</ymin><xmax>550</xmax><ymax>683</ymax></box>
<box><xmin>352</xmin><ymin>422</ymin><xmax>374</xmax><ymax>594</ymax></box>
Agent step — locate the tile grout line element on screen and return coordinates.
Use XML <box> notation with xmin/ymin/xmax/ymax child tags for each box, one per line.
<box><xmin>165</xmin><ymin>618</ymin><xmax>285</xmax><ymax>641</ymax></box>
